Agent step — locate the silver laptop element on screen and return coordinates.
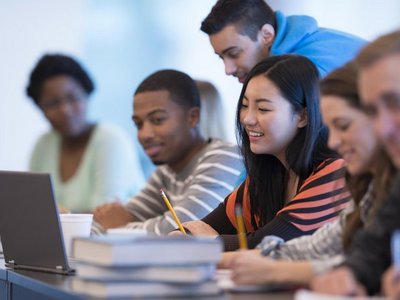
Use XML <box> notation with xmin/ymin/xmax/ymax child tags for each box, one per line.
<box><xmin>0</xmin><ymin>170</ymin><xmax>74</xmax><ymax>274</ymax></box>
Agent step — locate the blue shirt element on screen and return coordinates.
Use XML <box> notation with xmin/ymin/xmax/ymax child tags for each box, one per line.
<box><xmin>271</xmin><ymin>11</ymin><xmax>366</xmax><ymax>77</ymax></box>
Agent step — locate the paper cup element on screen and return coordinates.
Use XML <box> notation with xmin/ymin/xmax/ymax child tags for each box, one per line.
<box><xmin>59</xmin><ymin>214</ymin><xmax>93</xmax><ymax>258</ymax></box>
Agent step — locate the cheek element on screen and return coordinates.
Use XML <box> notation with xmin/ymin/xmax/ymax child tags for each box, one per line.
<box><xmin>358</xmin><ymin>132</ymin><xmax>377</xmax><ymax>156</ymax></box>
<box><xmin>136</xmin><ymin>130</ymin><xmax>146</xmax><ymax>143</ymax></box>
<box><xmin>163</xmin><ymin>120</ymin><xmax>185</xmax><ymax>140</ymax></box>
<box><xmin>353</xmin><ymin>121</ymin><xmax>376</xmax><ymax>147</ymax></box>
<box><xmin>239</xmin><ymin>48</ymin><xmax>256</xmax><ymax>68</ymax></box>
<box><xmin>258</xmin><ymin>114</ymin><xmax>275</xmax><ymax>133</ymax></box>
<box><xmin>43</xmin><ymin>111</ymin><xmax>58</xmax><ymax>123</ymax></box>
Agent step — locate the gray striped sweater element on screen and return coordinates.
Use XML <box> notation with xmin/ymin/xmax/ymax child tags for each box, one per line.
<box><xmin>124</xmin><ymin>139</ymin><xmax>244</xmax><ymax>235</ymax></box>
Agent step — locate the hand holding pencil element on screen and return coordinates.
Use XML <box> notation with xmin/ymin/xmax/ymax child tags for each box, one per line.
<box><xmin>235</xmin><ymin>204</ymin><xmax>248</xmax><ymax>250</ymax></box>
<box><xmin>160</xmin><ymin>189</ymin><xmax>186</xmax><ymax>234</ymax></box>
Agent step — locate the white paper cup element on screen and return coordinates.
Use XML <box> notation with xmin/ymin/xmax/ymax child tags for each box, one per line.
<box><xmin>59</xmin><ymin>214</ymin><xmax>93</xmax><ymax>258</ymax></box>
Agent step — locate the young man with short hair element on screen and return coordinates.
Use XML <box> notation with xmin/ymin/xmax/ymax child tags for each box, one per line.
<box><xmin>93</xmin><ymin>69</ymin><xmax>243</xmax><ymax>235</ymax></box>
<box><xmin>201</xmin><ymin>0</ymin><xmax>365</xmax><ymax>82</ymax></box>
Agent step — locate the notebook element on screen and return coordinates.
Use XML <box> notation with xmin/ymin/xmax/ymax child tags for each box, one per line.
<box><xmin>0</xmin><ymin>170</ymin><xmax>74</xmax><ymax>274</ymax></box>
<box><xmin>215</xmin><ymin>269</ymin><xmax>296</xmax><ymax>293</ymax></box>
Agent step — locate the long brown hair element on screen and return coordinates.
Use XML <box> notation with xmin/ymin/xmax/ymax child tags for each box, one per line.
<box><xmin>356</xmin><ymin>30</ymin><xmax>400</xmax><ymax>70</ymax></box>
<box><xmin>320</xmin><ymin>62</ymin><xmax>396</xmax><ymax>249</ymax></box>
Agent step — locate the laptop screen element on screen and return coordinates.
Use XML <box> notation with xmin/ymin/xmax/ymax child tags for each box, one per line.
<box><xmin>0</xmin><ymin>171</ymin><xmax>73</xmax><ymax>274</ymax></box>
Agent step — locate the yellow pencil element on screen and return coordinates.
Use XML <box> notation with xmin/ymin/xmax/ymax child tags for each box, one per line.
<box><xmin>235</xmin><ymin>204</ymin><xmax>248</xmax><ymax>249</ymax></box>
<box><xmin>160</xmin><ymin>189</ymin><xmax>186</xmax><ymax>234</ymax></box>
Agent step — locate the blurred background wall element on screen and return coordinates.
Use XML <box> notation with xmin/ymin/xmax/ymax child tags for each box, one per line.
<box><xmin>1</xmin><ymin>0</ymin><xmax>399</xmax><ymax>176</ymax></box>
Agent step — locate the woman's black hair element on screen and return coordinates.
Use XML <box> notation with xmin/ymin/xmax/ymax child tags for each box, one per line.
<box><xmin>236</xmin><ymin>54</ymin><xmax>337</xmax><ymax>228</ymax></box>
<box><xmin>26</xmin><ymin>54</ymin><xmax>94</xmax><ymax>105</ymax></box>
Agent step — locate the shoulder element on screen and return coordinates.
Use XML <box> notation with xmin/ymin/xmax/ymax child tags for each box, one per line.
<box><xmin>201</xmin><ymin>139</ymin><xmax>241</xmax><ymax>160</ymax></box>
<box><xmin>88</xmin><ymin>123</ymin><xmax>137</xmax><ymax>160</ymax></box>
<box><xmin>94</xmin><ymin>123</ymin><xmax>131</xmax><ymax>141</ymax></box>
<box><xmin>33</xmin><ymin>130</ymin><xmax>58</xmax><ymax>148</ymax></box>
<box><xmin>275</xmin><ymin>10</ymin><xmax>318</xmax><ymax>33</ymax></box>
<box><xmin>90</xmin><ymin>123</ymin><xmax>134</xmax><ymax>149</ymax></box>
<box><xmin>311</xmin><ymin>158</ymin><xmax>346</xmax><ymax>177</ymax></box>
<box><xmin>297</xmin><ymin>158</ymin><xmax>346</xmax><ymax>195</ymax></box>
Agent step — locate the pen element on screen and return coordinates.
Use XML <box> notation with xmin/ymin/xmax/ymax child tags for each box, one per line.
<box><xmin>235</xmin><ymin>204</ymin><xmax>248</xmax><ymax>250</ymax></box>
<box><xmin>160</xmin><ymin>189</ymin><xmax>186</xmax><ymax>234</ymax></box>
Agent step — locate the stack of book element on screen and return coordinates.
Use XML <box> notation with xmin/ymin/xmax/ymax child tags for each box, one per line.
<box><xmin>70</xmin><ymin>235</ymin><xmax>223</xmax><ymax>298</ymax></box>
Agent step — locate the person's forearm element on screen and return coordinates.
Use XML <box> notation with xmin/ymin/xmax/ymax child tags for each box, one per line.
<box><xmin>271</xmin><ymin>261</ymin><xmax>314</xmax><ymax>285</ymax></box>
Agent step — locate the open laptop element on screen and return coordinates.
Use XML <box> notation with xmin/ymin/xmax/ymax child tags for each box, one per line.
<box><xmin>0</xmin><ymin>170</ymin><xmax>75</xmax><ymax>274</ymax></box>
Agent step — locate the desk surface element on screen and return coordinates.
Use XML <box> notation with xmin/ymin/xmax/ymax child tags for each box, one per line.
<box><xmin>1</xmin><ymin>260</ymin><xmax>294</xmax><ymax>300</ymax></box>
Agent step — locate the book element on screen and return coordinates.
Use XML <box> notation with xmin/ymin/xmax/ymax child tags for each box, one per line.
<box><xmin>71</xmin><ymin>278</ymin><xmax>221</xmax><ymax>298</ymax></box>
<box><xmin>76</xmin><ymin>262</ymin><xmax>216</xmax><ymax>283</ymax></box>
<box><xmin>72</xmin><ymin>235</ymin><xmax>222</xmax><ymax>266</ymax></box>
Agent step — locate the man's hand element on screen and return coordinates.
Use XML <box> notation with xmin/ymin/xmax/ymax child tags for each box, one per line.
<box><xmin>93</xmin><ymin>202</ymin><xmax>134</xmax><ymax>230</ymax></box>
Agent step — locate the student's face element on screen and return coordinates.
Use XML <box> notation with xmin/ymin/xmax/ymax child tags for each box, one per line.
<box><xmin>39</xmin><ymin>75</ymin><xmax>89</xmax><ymax>137</ymax></box>
<box><xmin>240</xmin><ymin>75</ymin><xmax>304</xmax><ymax>162</ymax></box>
<box><xmin>133</xmin><ymin>90</ymin><xmax>198</xmax><ymax>170</ymax></box>
<box><xmin>321</xmin><ymin>96</ymin><xmax>378</xmax><ymax>175</ymax></box>
<box><xmin>209</xmin><ymin>25</ymin><xmax>269</xmax><ymax>84</ymax></box>
<box><xmin>359</xmin><ymin>54</ymin><xmax>400</xmax><ymax>168</ymax></box>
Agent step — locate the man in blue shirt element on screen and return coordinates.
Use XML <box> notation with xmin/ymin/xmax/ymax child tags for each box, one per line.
<box><xmin>201</xmin><ymin>0</ymin><xmax>366</xmax><ymax>82</ymax></box>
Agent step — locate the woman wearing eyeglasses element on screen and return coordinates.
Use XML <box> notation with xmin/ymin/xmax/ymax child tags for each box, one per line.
<box><xmin>26</xmin><ymin>54</ymin><xmax>144</xmax><ymax>213</ymax></box>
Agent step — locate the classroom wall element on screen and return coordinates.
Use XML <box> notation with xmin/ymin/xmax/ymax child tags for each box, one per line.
<box><xmin>1</xmin><ymin>0</ymin><xmax>399</xmax><ymax>172</ymax></box>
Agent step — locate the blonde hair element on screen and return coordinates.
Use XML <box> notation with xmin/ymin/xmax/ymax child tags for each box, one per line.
<box><xmin>195</xmin><ymin>80</ymin><xmax>228</xmax><ymax>141</ymax></box>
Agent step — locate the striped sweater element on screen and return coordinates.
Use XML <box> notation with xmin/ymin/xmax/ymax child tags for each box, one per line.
<box><xmin>202</xmin><ymin>158</ymin><xmax>351</xmax><ymax>250</ymax></box>
<box><xmin>123</xmin><ymin>139</ymin><xmax>244</xmax><ymax>235</ymax></box>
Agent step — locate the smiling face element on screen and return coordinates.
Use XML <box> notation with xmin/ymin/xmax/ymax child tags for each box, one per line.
<box><xmin>239</xmin><ymin>75</ymin><xmax>305</xmax><ymax>163</ymax></box>
<box><xmin>359</xmin><ymin>54</ymin><xmax>400</xmax><ymax>168</ymax></box>
<box><xmin>321</xmin><ymin>95</ymin><xmax>378</xmax><ymax>175</ymax></box>
<box><xmin>132</xmin><ymin>90</ymin><xmax>199</xmax><ymax>171</ymax></box>
<box><xmin>209</xmin><ymin>25</ymin><xmax>271</xmax><ymax>83</ymax></box>
<box><xmin>38</xmin><ymin>75</ymin><xmax>89</xmax><ymax>137</ymax></box>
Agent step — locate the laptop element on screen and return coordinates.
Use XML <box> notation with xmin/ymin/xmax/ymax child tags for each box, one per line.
<box><xmin>0</xmin><ymin>170</ymin><xmax>74</xmax><ymax>274</ymax></box>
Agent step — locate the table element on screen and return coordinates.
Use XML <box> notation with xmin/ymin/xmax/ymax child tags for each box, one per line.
<box><xmin>1</xmin><ymin>260</ymin><xmax>294</xmax><ymax>300</ymax></box>
<box><xmin>8</xmin><ymin>269</ymin><xmax>83</xmax><ymax>300</ymax></box>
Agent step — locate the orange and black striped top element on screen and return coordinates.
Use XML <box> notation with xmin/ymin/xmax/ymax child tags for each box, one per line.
<box><xmin>202</xmin><ymin>158</ymin><xmax>351</xmax><ymax>251</ymax></box>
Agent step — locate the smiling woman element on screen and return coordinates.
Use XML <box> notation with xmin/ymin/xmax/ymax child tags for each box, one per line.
<box><xmin>180</xmin><ymin>55</ymin><xmax>350</xmax><ymax>251</ymax></box>
<box><xmin>223</xmin><ymin>62</ymin><xmax>396</xmax><ymax>289</ymax></box>
<box><xmin>27</xmin><ymin>54</ymin><xmax>144</xmax><ymax>213</ymax></box>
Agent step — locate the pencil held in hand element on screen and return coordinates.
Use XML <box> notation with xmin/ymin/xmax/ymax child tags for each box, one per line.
<box><xmin>235</xmin><ymin>204</ymin><xmax>248</xmax><ymax>249</ymax></box>
<box><xmin>160</xmin><ymin>189</ymin><xmax>186</xmax><ymax>234</ymax></box>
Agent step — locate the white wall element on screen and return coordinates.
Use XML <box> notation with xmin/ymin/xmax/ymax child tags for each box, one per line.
<box><xmin>1</xmin><ymin>0</ymin><xmax>399</xmax><ymax>171</ymax></box>
<box><xmin>0</xmin><ymin>0</ymin><xmax>86</xmax><ymax>170</ymax></box>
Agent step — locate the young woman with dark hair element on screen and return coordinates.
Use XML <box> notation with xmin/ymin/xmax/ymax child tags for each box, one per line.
<box><xmin>226</xmin><ymin>62</ymin><xmax>396</xmax><ymax>286</ymax></box>
<box><xmin>177</xmin><ymin>55</ymin><xmax>350</xmax><ymax>251</ymax></box>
